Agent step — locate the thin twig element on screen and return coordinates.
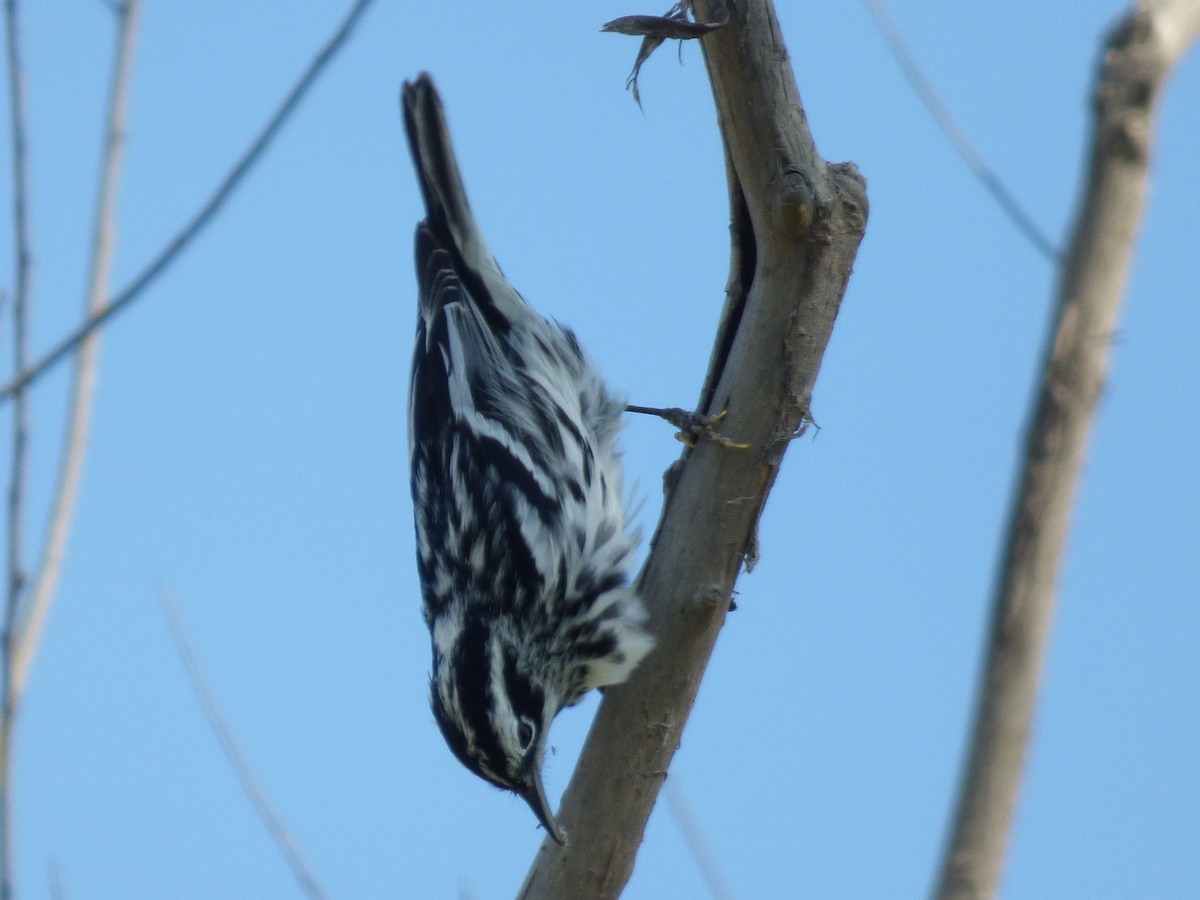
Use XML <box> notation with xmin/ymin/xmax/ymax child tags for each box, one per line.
<box><xmin>47</xmin><ymin>858</ymin><xmax>65</xmax><ymax>900</ymax></box>
<box><xmin>664</xmin><ymin>778</ymin><xmax>735</xmax><ymax>900</ymax></box>
<box><xmin>0</xmin><ymin>0</ymin><xmax>378</xmax><ymax>407</ymax></box>
<box><xmin>861</xmin><ymin>0</ymin><xmax>1061</xmax><ymax>263</ymax></box>
<box><xmin>602</xmin><ymin>5</ymin><xmax>728</xmax><ymax>107</ymax></box>
<box><xmin>1</xmin><ymin>0</ymin><xmax>34</xmax><ymax>895</ymax></box>
<box><xmin>933</xmin><ymin>3</ymin><xmax>1200</xmax><ymax>897</ymax></box>
<box><xmin>159</xmin><ymin>589</ymin><xmax>328</xmax><ymax>900</ymax></box>
<box><xmin>12</xmin><ymin>0</ymin><xmax>141</xmax><ymax>713</ymax></box>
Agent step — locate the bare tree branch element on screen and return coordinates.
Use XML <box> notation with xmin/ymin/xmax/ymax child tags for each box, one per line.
<box><xmin>11</xmin><ymin>0</ymin><xmax>141</xmax><ymax>716</ymax></box>
<box><xmin>1</xmin><ymin>0</ymin><xmax>34</xmax><ymax>894</ymax></box>
<box><xmin>934</xmin><ymin>3</ymin><xmax>1200</xmax><ymax>898</ymax></box>
<box><xmin>0</xmin><ymin>0</ymin><xmax>377</xmax><ymax>407</ymax></box>
<box><xmin>47</xmin><ymin>858</ymin><xmax>65</xmax><ymax>900</ymax></box>
<box><xmin>663</xmin><ymin>778</ymin><xmax>734</xmax><ymax>900</ymax></box>
<box><xmin>159</xmin><ymin>590</ymin><xmax>328</xmax><ymax>900</ymax></box>
<box><xmin>861</xmin><ymin>0</ymin><xmax>1060</xmax><ymax>264</ymax></box>
<box><xmin>519</xmin><ymin>1</ymin><xmax>867</xmax><ymax>896</ymax></box>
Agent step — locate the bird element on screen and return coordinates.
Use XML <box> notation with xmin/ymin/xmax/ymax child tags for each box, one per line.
<box><xmin>402</xmin><ymin>72</ymin><xmax>655</xmax><ymax>844</ymax></box>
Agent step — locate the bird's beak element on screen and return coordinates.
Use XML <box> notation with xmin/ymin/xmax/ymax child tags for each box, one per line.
<box><xmin>519</xmin><ymin>767</ymin><xmax>566</xmax><ymax>846</ymax></box>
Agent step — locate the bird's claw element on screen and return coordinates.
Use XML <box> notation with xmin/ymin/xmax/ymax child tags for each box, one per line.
<box><xmin>685</xmin><ymin>408</ymin><xmax>751</xmax><ymax>449</ymax></box>
<box><xmin>627</xmin><ymin>405</ymin><xmax>750</xmax><ymax>449</ymax></box>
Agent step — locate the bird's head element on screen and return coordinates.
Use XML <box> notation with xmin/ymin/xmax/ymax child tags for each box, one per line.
<box><xmin>430</xmin><ymin>616</ymin><xmax>566</xmax><ymax>844</ymax></box>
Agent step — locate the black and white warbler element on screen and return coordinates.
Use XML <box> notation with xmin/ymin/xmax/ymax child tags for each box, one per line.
<box><xmin>402</xmin><ymin>73</ymin><xmax>655</xmax><ymax>844</ymax></box>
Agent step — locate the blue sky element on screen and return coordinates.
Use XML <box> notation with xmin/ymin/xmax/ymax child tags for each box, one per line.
<box><xmin>3</xmin><ymin>1</ymin><xmax>1198</xmax><ymax>897</ymax></box>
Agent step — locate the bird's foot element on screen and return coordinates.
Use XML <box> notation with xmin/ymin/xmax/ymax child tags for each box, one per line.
<box><xmin>625</xmin><ymin>405</ymin><xmax>750</xmax><ymax>449</ymax></box>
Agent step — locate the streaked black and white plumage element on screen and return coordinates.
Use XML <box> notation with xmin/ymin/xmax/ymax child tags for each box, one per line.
<box><xmin>402</xmin><ymin>73</ymin><xmax>654</xmax><ymax>843</ymax></box>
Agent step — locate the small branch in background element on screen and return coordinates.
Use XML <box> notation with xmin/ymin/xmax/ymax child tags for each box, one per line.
<box><xmin>158</xmin><ymin>589</ymin><xmax>328</xmax><ymax>900</ymax></box>
<box><xmin>861</xmin><ymin>0</ymin><xmax>1061</xmax><ymax>264</ymax></box>
<box><xmin>12</xmin><ymin>0</ymin><xmax>141</xmax><ymax>717</ymax></box>
<box><xmin>2</xmin><ymin>0</ymin><xmax>35</xmax><ymax>895</ymax></box>
<box><xmin>0</xmin><ymin>0</ymin><xmax>378</xmax><ymax>407</ymax></box>
<box><xmin>47</xmin><ymin>858</ymin><xmax>65</xmax><ymax>900</ymax></box>
<box><xmin>664</xmin><ymin>778</ymin><xmax>735</xmax><ymax>900</ymax></box>
<box><xmin>933</xmin><ymin>3</ymin><xmax>1200</xmax><ymax>898</ymax></box>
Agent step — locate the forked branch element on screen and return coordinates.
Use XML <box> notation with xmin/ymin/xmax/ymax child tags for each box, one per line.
<box><xmin>519</xmin><ymin>1</ymin><xmax>867</xmax><ymax>896</ymax></box>
<box><xmin>2</xmin><ymin>0</ymin><xmax>35</xmax><ymax>894</ymax></box>
<box><xmin>0</xmin><ymin>0</ymin><xmax>377</xmax><ymax>407</ymax></box>
<box><xmin>12</xmin><ymin>0</ymin><xmax>141</xmax><ymax>714</ymax></box>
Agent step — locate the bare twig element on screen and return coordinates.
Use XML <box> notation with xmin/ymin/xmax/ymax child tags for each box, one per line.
<box><xmin>664</xmin><ymin>778</ymin><xmax>735</xmax><ymax>900</ymax></box>
<box><xmin>603</xmin><ymin>3</ymin><xmax>728</xmax><ymax>106</ymax></box>
<box><xmin>0</xmin><ymin>0</ymin><xmax>378</xmax><ymax>407</ymax></box>
<box><xmin>12</xmin><ymin>0</ymin><xmax>141</xmax><ymax>715</ymax></box>
<box><xmin>159</xmin><ymin>589</ymin><xmax>328</xmax><ymax>900</ymax></box>
<box><xmin>602</xmin><ymin>14</ymin><xmax>726</xmax><ymax>39</ymax></box>
<box><xmin>47</xmin><ymin>858</ymin><xmax>65</xmax><ymax>900</ymax></box>
<box><xmin>861</xmin><ymin>0</ymin><xmax>1061</xmax><ymax>264</ymax></box>
<box><xmin>1</xmin><ymin>0</ymin><xmax>34</xmax><ymax>894</ymax></box>
<box><xmin>520</xmin><ymin>1</ymin><xmax>867</xmax><ymax>895</ymax></box>
<box><xmin>934</xmin><ymin>3</ymin><xmax>1200</xmax><ymax>898</ymax></box>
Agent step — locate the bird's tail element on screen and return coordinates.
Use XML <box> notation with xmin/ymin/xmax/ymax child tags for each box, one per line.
<box><xmin>402</xmin><ymin>74</ymin><xmax>480</xmax><ymax>253</ymax></box>
<box><xmin>402</xmin><ymin>74</ymin><xmax>525</xmax><ymax>322</ymax></box>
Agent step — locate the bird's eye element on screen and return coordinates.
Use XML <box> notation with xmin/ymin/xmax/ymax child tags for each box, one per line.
<box><xmin>517</xmin><ymin>717</ymin><xmax>536</xmax><ymax>751</ymax></box>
